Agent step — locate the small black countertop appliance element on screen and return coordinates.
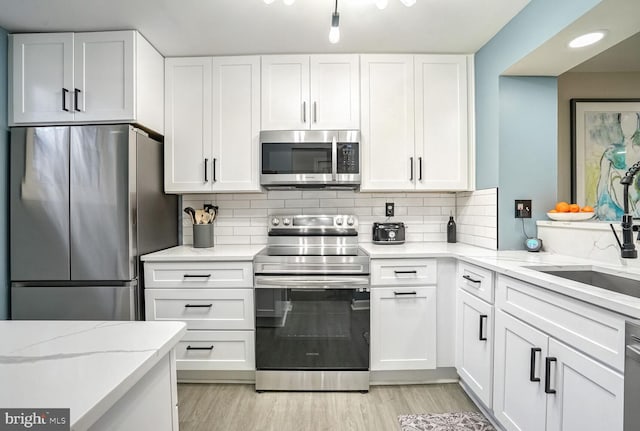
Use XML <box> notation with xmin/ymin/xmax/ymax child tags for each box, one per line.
<box><xmin>372</xmin><ymin>222</ymin><xmax>405</xmax><ymax>245</ymax></box>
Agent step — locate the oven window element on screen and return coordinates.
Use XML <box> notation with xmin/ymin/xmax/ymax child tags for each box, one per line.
<box><xmin>262</xmin><ymin>143</ymin><xmax>332</xmax><ymax>174</ymax></box>
<box><xmin>255</xmin><ymin>288</ymin><xmax>370</xmax><ymax>371</ymax></box>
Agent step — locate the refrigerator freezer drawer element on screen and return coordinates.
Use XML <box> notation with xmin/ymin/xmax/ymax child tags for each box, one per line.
<box><xmin>11</xmin><ymin>283</ymin><xmax>136</xmax><ymax>320</ymax></box>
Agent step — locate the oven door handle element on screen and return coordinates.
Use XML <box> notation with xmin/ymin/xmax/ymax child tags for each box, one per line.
<box><xmin>255</xmin><ymin>276</ymin><xmax>370</xmax><ymax>289</ymax></box>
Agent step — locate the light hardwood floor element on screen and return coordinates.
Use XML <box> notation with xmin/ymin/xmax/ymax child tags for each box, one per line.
<box><xmin>177</xmin><ymin>383</ymin><xmax>479</xmax><ymax>431</ymax></box>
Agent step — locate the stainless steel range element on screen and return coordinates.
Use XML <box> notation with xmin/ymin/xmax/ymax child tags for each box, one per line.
<box><xmin>254</xmin><ymin>214</ymin><xmax>370</xmax><ymax>392</ymax></box>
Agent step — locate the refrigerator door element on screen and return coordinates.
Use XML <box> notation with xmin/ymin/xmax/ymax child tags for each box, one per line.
<box><xmin>10</xmin><ymin>127</ymin><xmax>71</xmax><ymax>281</ymax></box>
<box><xmin>11</xmin><ymin>282</ymin><xmax>136</xmax><ymax>320</ymax></box>
<box><xmin>70</xmin><ymin>125</ymin><xmax>134</xmax><ymax>281</ymax></box>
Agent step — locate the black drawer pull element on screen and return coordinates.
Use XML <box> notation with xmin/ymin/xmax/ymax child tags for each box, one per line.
<box><xmin>530</xmin><ymin>347</ymin><xmax>541</xmax><ymax>382</ymax></box>
<box><xmin>186</xmin><ymin>345</ymin><xmax>214</xmax><ymax>351</ymax></box>
<box><xmin>62</xmin><ymin>88</ymin><xmax>69</xmax><ymax>111</ymax></box>
<box><xmin>183</xmin><ymin>274</ymin><xmax>211</xmax><ymax>278</ymax></box>
<box><xmin>462</xmin><ymin>274</ymin><xmax>481</xmax><ymax>283</ymax></box>
<box><xmin>479</xmin><ymin>314</ymin><xmax>488</xmax><ymax>341</ymax></box>
<box><xmin>184</xmin><ymin>304</ymin><xmax>213</xmax><ymax>308</ymax></box>
<box><xmin>394</xmin><ymin>291</ymin><xmax>417</xmax><ymax>296</ymax></box>
<box><xmin>545</xmin><ymin>357</ymin><xmax>557</xmax><ymax>394</ymax></box>
<box><xmin>74</xmin><ymin>88</ymin><xmax>81</xmax><ymax>112</ymax></box>
<box><xmin>394</xmin><ymin>270</ymin><xmax>417</xmax><ymax>274</ymax></box>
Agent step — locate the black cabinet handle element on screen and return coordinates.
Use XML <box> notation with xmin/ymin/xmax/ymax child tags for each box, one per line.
<box><xmin>530</xmin><ymin>347</ymin><xmax>541</xmax><ymax>382</ymax></box>
<box><xmin>410</xmin><ymin>157</ymin><xmax>414</xmax><ymax>181</ymax></box>
<box><xmin>394</xmin><ymin>270</ymin><xmax>417</xmax><ymax>274</ymax></box>
<box><xmin>74</xmin><ymin>88</ymin><xmax>81</xmax><ymax>112</ymax></box>
<box><xmin>62</xmin><ymin>88</ymin><xmax>69</xmax><ymax>111</ymax></box>
<box><xmin>184</xmin><ymin>304</ymin><xmax>213</xmax><ymax>308</ymax></box>
<box><xmin>204</xmin><ymin>158</ymin><xmax>209</xmax><ymax>182</ymax></box>
<box><xmin>545</xmin><ymin>357</ymin><xmax>557</xmax><ymax>394</ymax></box>
<box><xmin>394</xmin><ymin>291</ymin><xmax>417</xmax><ymax>296</ymax></box>
<box><xmin>462</xmin><ymin>274</ymin><xmax>481</xmax><ymax>284</ymax></box>
<box><xmin>213</xmin><ymin>158</ymin><xmax>217</xmax><ymax>182</ymax></box>
<box><xmin>186</xmin><ymin>345</ymin><xmax>214</xmax><ymax>351</ymax></box>
<box><xmin>478</xmin><ymin>314</ymin><xmax>488</xmax><ymax>341</ymax></box>
<box><xmin>418</xmin><ymin>157</ymin><xmax>422</xmax><ymax>181</ymax></box>
<box><xmin>183</xmin><ymin>274</ymin><xmax>211</xmax><ymax>278</ymax></box>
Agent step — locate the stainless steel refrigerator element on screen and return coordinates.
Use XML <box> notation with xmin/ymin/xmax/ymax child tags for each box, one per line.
<box><xmin>10</xmin><ymin>125</ymin><xmax>178</xmax><ymax>320</ymax></box>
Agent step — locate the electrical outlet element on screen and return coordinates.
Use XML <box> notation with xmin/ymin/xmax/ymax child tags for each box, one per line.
<box><xmin>385</xmin><ymin>202</ymin><xmax>395</xmax><ymax>217</ymax></box>
<box><xmin>515</xmin><ymin>200</ymin><xmax>532</xmax><ymax>218</ymax></box>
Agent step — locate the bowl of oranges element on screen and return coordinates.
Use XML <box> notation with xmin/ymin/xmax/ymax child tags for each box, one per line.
<box><xmin>547</xmin><ymin>202</ymin><xmax>595</xmax><ymax>221</ymax></box>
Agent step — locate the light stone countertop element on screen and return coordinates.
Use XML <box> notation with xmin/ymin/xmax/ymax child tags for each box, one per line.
<box><xmin>141</xmin><ymin>244</ymin><xmax>265</xmax><ymax>261</ymax></box>
<box><xmin>0</xmin><ymin>321</ymin><xmax>186</xmax><ymax>430</ymax></box>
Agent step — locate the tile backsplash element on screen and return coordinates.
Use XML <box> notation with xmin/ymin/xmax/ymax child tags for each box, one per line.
<box><xmin>181</xmin><ymin>188</ymin><xmax>498</xmax><ymax>249</ymax></box>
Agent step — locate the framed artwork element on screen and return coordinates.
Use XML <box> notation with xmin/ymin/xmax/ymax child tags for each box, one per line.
<box><xmin>571</xmin><ymin>99</ymin><xmax>640</xmax><ymax>221</ymax></box>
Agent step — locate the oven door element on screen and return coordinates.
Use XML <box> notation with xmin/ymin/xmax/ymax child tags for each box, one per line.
<box><xmin>254</xmin><ymin>275</ymin><xmax>370</xmax><ymax>371</ymax></box>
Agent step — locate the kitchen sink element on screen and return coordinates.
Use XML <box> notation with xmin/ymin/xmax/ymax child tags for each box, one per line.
<box><xmin>531</xmin><ymin>267</ymin><xmax>640</xmax><ymax>299</ymax></box>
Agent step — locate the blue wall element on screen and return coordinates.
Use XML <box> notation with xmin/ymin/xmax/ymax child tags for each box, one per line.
<box><xmin>474</xmin><ymin>0</ymin><xmax>601</xmax><ymax>248</ymax></box>
<box><xmin>0</xmin><ymin>27</ymin><xmax>7</xmax><ymax>319</ymax></box>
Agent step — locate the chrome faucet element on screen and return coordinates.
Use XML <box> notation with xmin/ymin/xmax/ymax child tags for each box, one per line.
<box><xmin>611</xmin><ymin>160</ymin><xmax>640</xmax><ymax>258</ymax></box>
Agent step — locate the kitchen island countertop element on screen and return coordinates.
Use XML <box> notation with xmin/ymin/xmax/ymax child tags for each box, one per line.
<box><xmin>0</xmin><ymin>321</ymin><xmax>186</xmax><ymax>430</ymax></box>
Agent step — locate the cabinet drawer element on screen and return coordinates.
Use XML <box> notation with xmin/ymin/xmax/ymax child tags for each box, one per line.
<box><xmin>371</xmin><ymin>259</ymin><xmax>437</xmax><ymax>286</ymax></box>
<box><xmin>457</xmin><ymin>261</ymin><xmax>494</xmax><ymax>303</ymax></box>
<box><xmin>496</xmin><ymin>275</ymin><xmax>626</xmax><ymax>372</ymax></box>
<box><xmin>145</xmin><ymin>289</ymin><xmax>254</xmax><ymax>330</ymax></box>
<box><xmin>144</xmin><ymin>261</ymin><xmax>253</xmax><ymax>288</ymax></box>
<box><xmin>176</xmin><ymin>330</ymin><xmax>255</xmax><ymax>371</ymax></box>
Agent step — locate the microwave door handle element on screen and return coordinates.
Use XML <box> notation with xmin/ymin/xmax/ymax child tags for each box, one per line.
<box><xmin>331</xmin><ymin>136</ymin><xmax>337</xmax><ymax>181</ymax></box>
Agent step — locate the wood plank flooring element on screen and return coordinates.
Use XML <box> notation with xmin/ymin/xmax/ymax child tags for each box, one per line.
<box><xmin>177</xmin><ymin>383</ymin><xmax>479</xmax><ymax>431</ymax></box>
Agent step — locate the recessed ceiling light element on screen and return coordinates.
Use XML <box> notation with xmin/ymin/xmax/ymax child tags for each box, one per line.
<box><xmin>568</xmin><ymin>31</ymin><xmax>607</xmax><ymax>48</ymax></box>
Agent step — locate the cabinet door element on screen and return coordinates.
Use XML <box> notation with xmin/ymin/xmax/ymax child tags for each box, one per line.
<box><xmin>261</xmin><ymin>55</ymin><xmax>309</xmax><ymax>130</ymax></box>
<box><xmin>11</xmin><ymin>33</ymin><xmax>74</xmax><ymax>123</ymax></box>
<box><xmin>456</xmin><ymin>289</ymin><xmax>493</xmax><ymax>408</ymax></box>
<box><xmin>371</xmin><ymin>286</ymin><xmax>436</xmax><ymax>371</ymax></box>
<box><xmin>211</xmin><ymin>56</ymin><xmax>260</xmax><ymax>192</ymax></box>
<box><xmin>546</xmin><ymin>339</ymin><xmax>623</xmax><ymax>431</ymax></box>
<box><xmin>415</xmin><ymin>55</ymin><xmax>469</xmax><ymax>190</ymax></box>
<box><xmin>310</xmin><ymin>54</ymin><xmax>359</xmax><ymax>130</ymax></box>
<box><xmin>73</xmin><ymin>31</ymin><xmax>135</xmax><ymax>122</ymax></box>
<box><xmin>494</xmin><ymin>310</ymin><xmax>548</xmax><ymax>431</ymax></box>
<box><xmin>164</xmin><ymin>57</ymin><xmax>213</xmax><ymax>193</ymax></box>
<box><xmin>360</xmin><ymin>55</ymin><xmax>415</xmax><ymax>191</ymax></box>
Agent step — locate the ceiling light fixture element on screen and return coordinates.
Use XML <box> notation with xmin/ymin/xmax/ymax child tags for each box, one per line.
<box><xmin>329</xmin><ymin>0</ymin><xmax>340</xmax><ymax>44</ymax></box>
<box><xmin>263</xmin><ymin>0</ymin><xmax>295</xmax><ymax>5</ymax></box>
<box><xmin>376</xmin><ymin>0</ymin><xmax>416</xmax><ymax>9</ymax></box>
<box><xmin>568</xmin><ymin>31</ymin><xmax>607</xmax><ymax>48</ymax></box>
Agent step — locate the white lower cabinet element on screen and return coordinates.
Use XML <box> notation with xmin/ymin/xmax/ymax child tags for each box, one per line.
<box><xmin>493</xmin><ymin>307</ymin><xmax>624</xmax><ymax>431</ymax></box>
<box><xmin>370</xmin><ymin>286</ymin><xmax>437</xmax><ymax>370</ymax></box>
<box><xmin>456</xmin><ymin>289</ymin><xmax>493</xmax><ymax>408</ymax></box>
<box><xmin>144</xmin><ymin>260</ymin><xmax>255</xmax><ymax>373</ymax></box>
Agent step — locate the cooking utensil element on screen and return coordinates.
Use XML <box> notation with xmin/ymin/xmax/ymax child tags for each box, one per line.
<box><xmin>202</xmin><ymin>212</ymin><xmax>212</xmax><ymax>224</ymax></box>
<box><xmin>195</xmin><ymin>209</ymin><xmax>206</xmax><ymax>225</ymax></box>
<box><xmin>183</xmin><ymin>207</ymin><xmax>196</xmax><ymax>224</ymax></box>
<box><xmin>204</xmin><ymin>204</ymin><xmax>219</xmax><ymax>222</ymax></box>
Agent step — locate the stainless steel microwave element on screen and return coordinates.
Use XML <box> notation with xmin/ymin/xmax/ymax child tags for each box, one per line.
<box><xmin>260</xmin><ymin>130</ymin><xmax>360</xmax><ymax>189</ymax></box>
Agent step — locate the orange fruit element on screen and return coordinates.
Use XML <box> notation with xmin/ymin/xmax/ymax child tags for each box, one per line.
<box><xmin>555</xmin><ymin>202</ymin><xmax>570</xmax><ymax>213</ymax></box>
<box><xmin>581</xmin><ymin>205</ymin><xmax>594</xmax><ymax>212</ymax></box>
<box><xmin>549</xmin><ymin>209</ymin><xmax>558</xmax><ymax>213</ymax></box>
<box><xmin>569</xmin><ymin>204</ymin><xmax>580</xmax><ymax>212</ymax></box>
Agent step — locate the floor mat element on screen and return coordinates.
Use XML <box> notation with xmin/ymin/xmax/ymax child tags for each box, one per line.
<box><xmin>398</xmin><ymin>412</ymin><xmax>496</xmax><ymax>431</ymax></box>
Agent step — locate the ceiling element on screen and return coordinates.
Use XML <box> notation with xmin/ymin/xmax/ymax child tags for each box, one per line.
<box><xmin>570</xmin><ymin>31</ymin><xmax>640</xmax><ymax>72</ymax></box>
<box><xmin>0</xmin><ymin>0</ymin><xmax>530</xmax><ymax>56</ymax></box>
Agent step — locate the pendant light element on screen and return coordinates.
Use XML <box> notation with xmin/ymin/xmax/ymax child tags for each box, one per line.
<box><xmin>329</xmin><ymin>0</ymin><xmax>340</xmax><ymax>44</ymax></box>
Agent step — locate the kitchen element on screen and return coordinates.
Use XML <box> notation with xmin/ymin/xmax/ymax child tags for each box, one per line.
<box><xmin>3</xmin><ymin>1</ymin><xmax>637</xmax><ymax>429</ymax></box>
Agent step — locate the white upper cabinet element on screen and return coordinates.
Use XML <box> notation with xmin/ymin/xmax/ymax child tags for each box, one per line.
<box><xmin>361</xmin><ymin>54</ymin><xmax>472</xmax><ymax>191</ymax></box>
<box><xmin>261</xmin><ymin>54</ymin><xmax>359</xmax><ymax>130</ymax></box>
<box><xmin>164</xmin><ymin>57</ymin><xmax>213</xmax><ymax>193</ymax></box>
<box><xmin>211</xmin><ymin>56</ymin><xmax>260</xmax><ymax>192</ymax></box>
<box><xmin>360</xmin><ymin>55</ymin><xmax>415</xmax><ymax>191</ymax></box>
<box><xmin>415</xmin><ymin>55</ymin><xmax>469</xmax><ymax>190</ymax></box>
<box><xmin>10</xmin><ymin>31</ymin><xmax>164</xmax><ymax>134</ymax></box>
<box><xmin>164</xmin><ymin>56</ymin><xmax>260</xmax><ymax>194</ymax></box>
<box><xmin>11</xmin><ymin>33</ymin><xmax>74</xmax><ymax>123</ymax></box>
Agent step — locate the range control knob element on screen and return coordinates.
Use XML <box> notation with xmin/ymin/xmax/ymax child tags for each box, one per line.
<box><xmin>283</xmin><ymin>217</ymin><xmax>291</xmax><ymax>226</ymax></box>
<box><xmin>335</xmin><ymin>217</ymin><xmax>343</xmax><ymax>226</ymax></box>
<box><xmin>347</xmin><ymin>217</ymin><xmax>355</xmax><ymax>226</ymax></box>
<box><xmin>271</xmin><ymin>217</ymin><xmax>280</xmax><ymax>226</ymax></box>
<box><xmin>389</xmin><ymin>231</ymin><xmax>396</xmax><ymax>239</ymax></box>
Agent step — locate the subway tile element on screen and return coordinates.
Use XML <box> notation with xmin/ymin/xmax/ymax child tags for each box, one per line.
<box><xmin>216</xmin><ymin>235</ymin><xmax>251</xmax><ymax>245</ymax></box>
<box><xmin>234</xmin><ymin>226</ymin><xmax>266</xmax><ymax>236</ymax></box>
<box><xmin>251</xmin><ymin>217</ymin><xmax>269</xmax><ymax>226</ymax></box>
<box><xmin>268</xmin><ymin>190</ymin><xmax>302</xmax><ymax>199</ymax></box>
<box><xmin>223</xmin><ymin>200</ymin><xmax>251</xmax><ymax>209</ymax></box>
<box><xmin>303</xmin><ymin>190</ymin><xmax>337</xmax><ymax>199</ymax></box>
<box><xmin>408</xmin><ymin>207</ymin><xmax>442</xmax><ymax>216</ymax></box>
<box><xmin>251</xmin><ymin>199</ymin><xmax>285</xmax><ymax>209</ymax></box>
<box><xmin>320</xmin><ymin>198</ymin><xmax>355</xmax><ymax>208</ymax></box>
<box><xmin>235</xmin><ymin>193</ymin><xmax>267</xmax><ymax>200</ymax></box>
<box><xmin>302</xmin><ymin>207</ymin><xmax>338</xmax><ymax>215</ymax></box>
<box><xmin>285</xmin><ymin>199</ymin><xmax>319</xmax><ymax>208</ymax></box>
<box><xmin>216</xmin><ymin>217</ymin><xmax>251</xmax><ymax>227</ymax></box>
<box><xmin>233</xmin><ymin>208</ymin><xmax>268</xmax><ymax>217</ymax></box>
